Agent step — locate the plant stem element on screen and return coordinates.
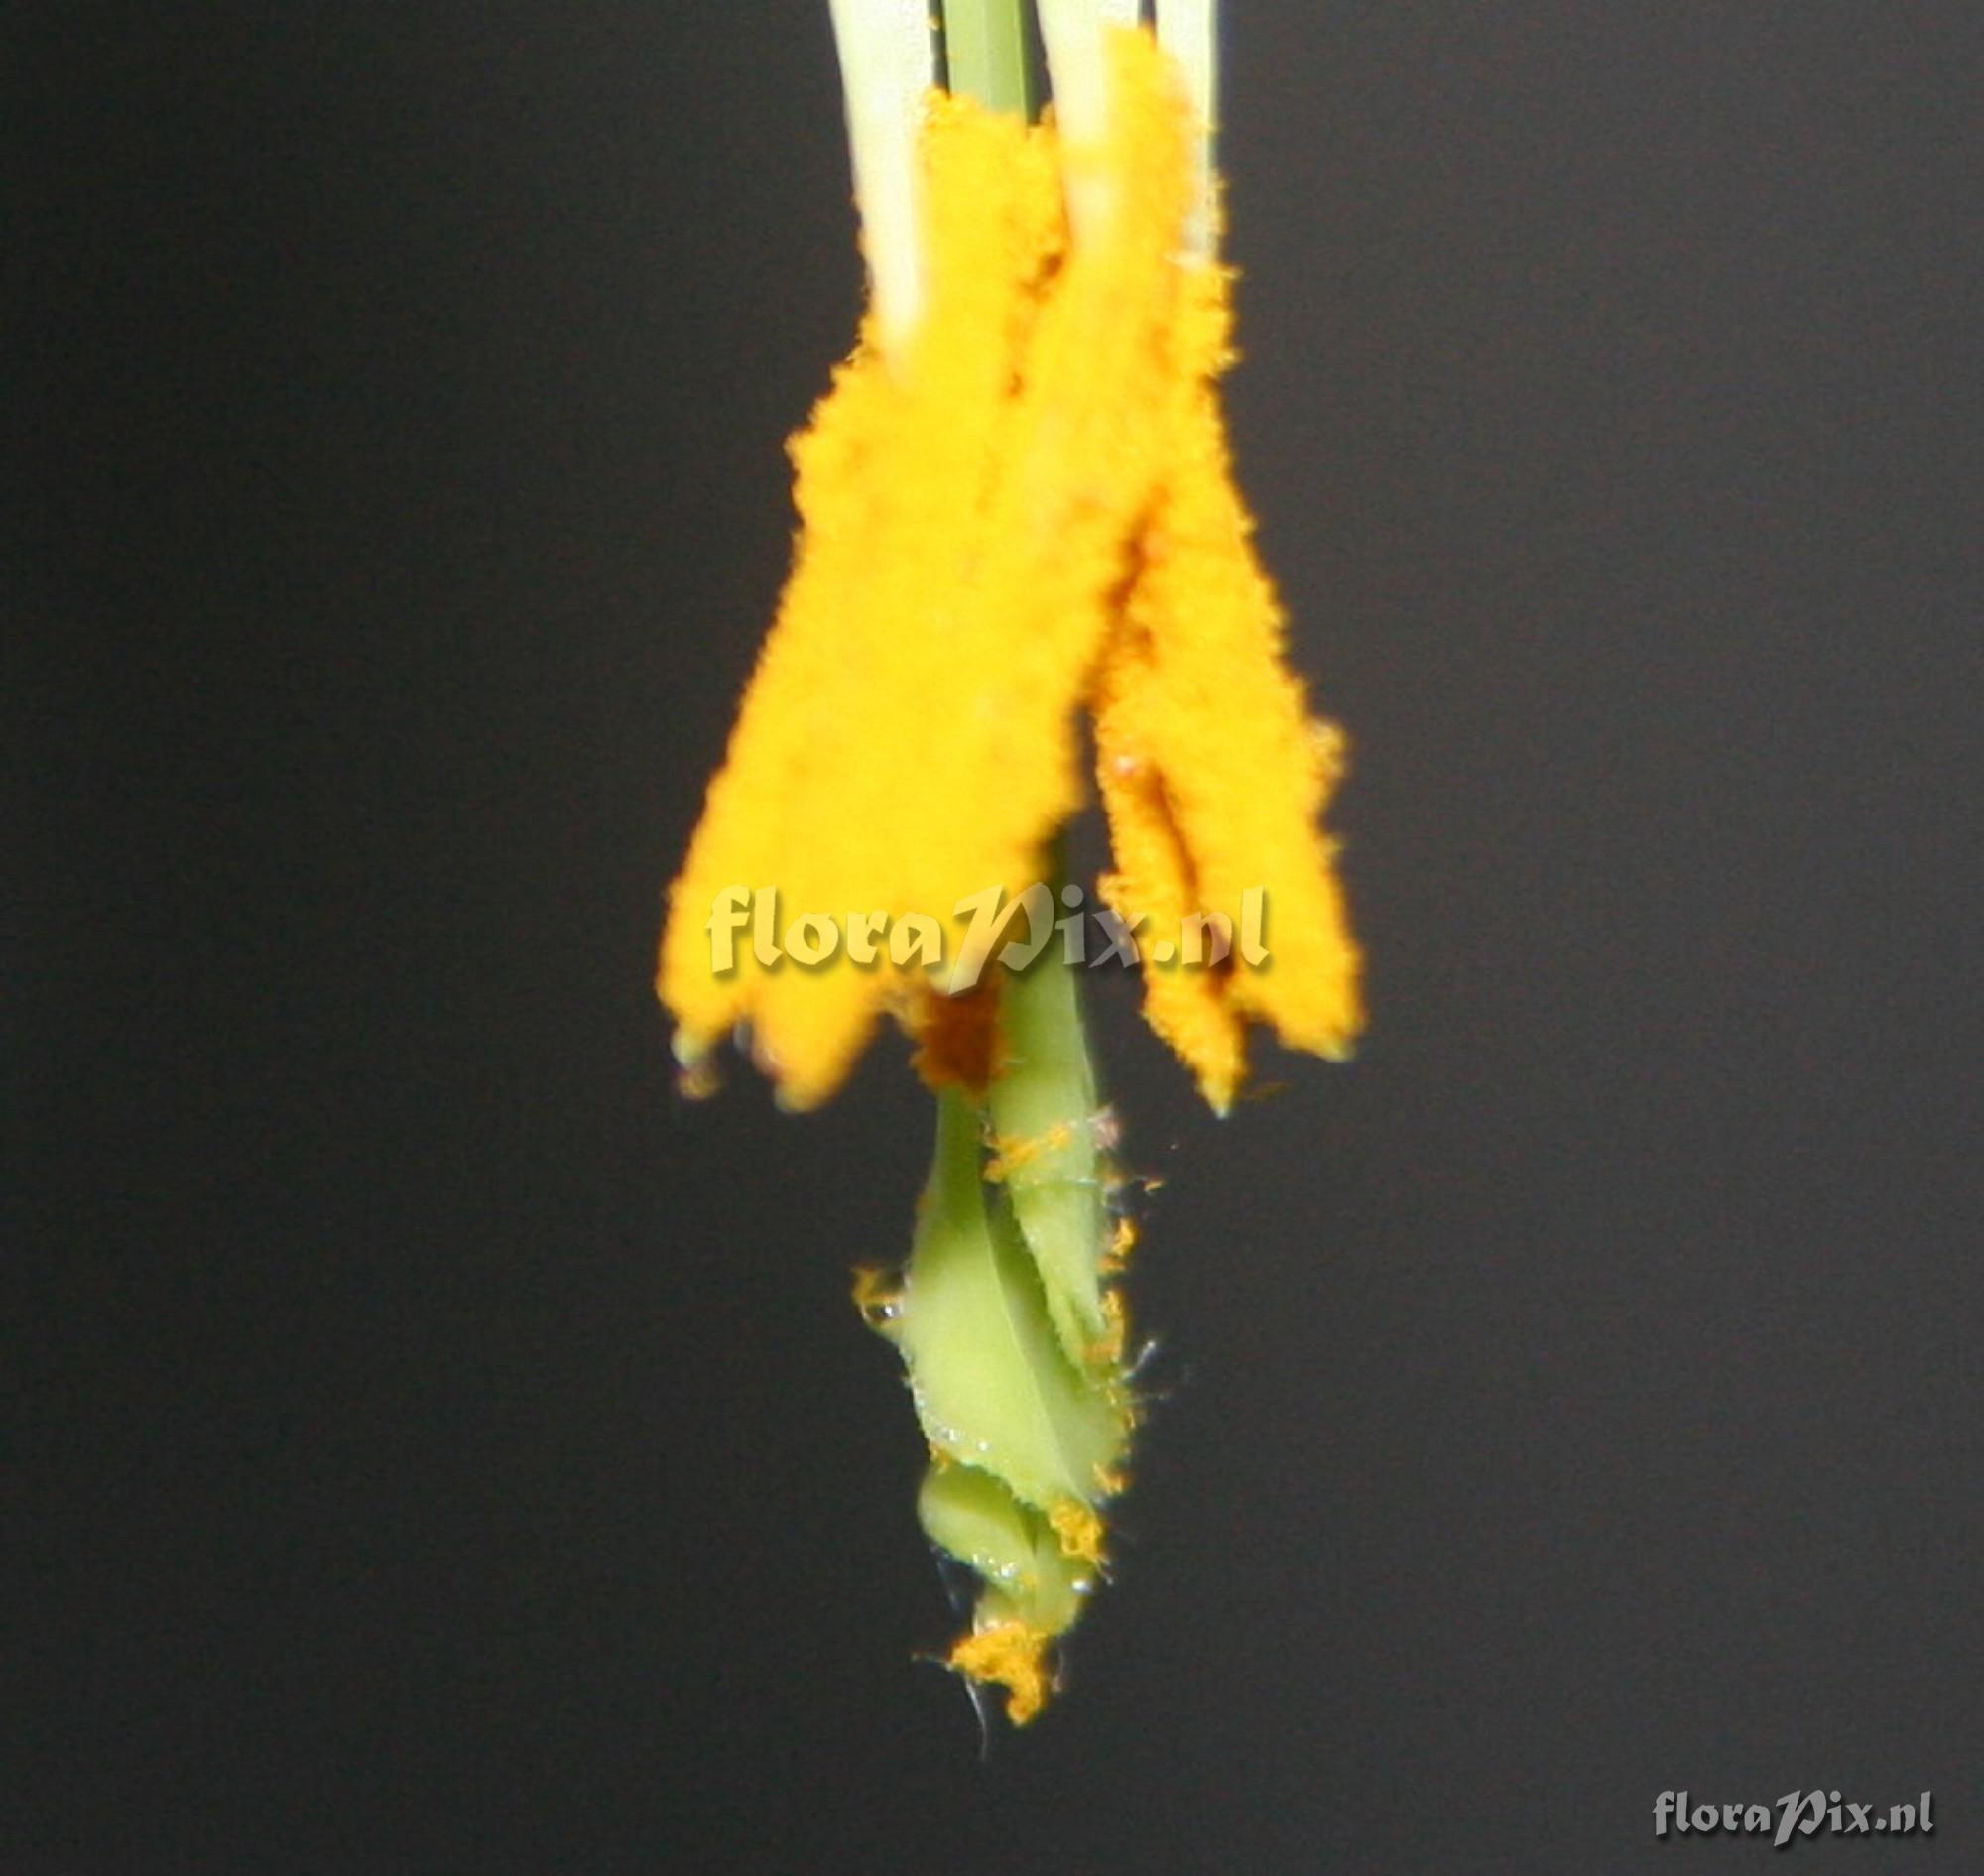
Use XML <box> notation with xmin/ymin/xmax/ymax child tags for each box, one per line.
<box><xmin>826</xmin><ymin>0</ymin><xmax>936</xmax><ymax>358</ymax></box>
<box><xmin>1156</xmin><ymin>0</ymin><xmax>1219</xmax><ymax>255</ymax></box>
<box><xmin>941</xmin><ymin>0</ymin><xmax>1032</xmax><ymax>116</ymax></box>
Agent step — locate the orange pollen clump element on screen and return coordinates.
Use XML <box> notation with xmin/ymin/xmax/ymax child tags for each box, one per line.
<box><xmin>1049</xmin><ymin>1499</ymin><xmax>1109</xmax><ymax>1567</ymax></box>
<box><xmin>948</xmin><ymin>1619</ymin><xmax>1055</xmax><ymax>1727</ymax></box>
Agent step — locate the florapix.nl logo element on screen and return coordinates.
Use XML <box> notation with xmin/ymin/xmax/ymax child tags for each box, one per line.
<box><xmin>705</xmin><ymin>882</ymin><xmax>1273</xmax><ymax>992</ymax></box>
<box><xmin>1654</xmin><ymin>1789</ymin><xmax>1933</xmax><ymax>1848</ymax></box>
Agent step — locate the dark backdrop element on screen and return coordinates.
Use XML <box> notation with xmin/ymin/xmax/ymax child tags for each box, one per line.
<box><xmin>14</xmin><ymin>3</ymin><xmax>1979</xmax><ymax>1871</ymax></box>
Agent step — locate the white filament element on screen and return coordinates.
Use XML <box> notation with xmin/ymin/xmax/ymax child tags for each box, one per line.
<box><xmin>1155</xmin><ymin>0</ymin><xmax>1218</xmax><ymax>257</ymax></box>
<box><xmin>826</xmin><ymin>0</ymin><xmax>937</xmax><ymax>361</ymax></box>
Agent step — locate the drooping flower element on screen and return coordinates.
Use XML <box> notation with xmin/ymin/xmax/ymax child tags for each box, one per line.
<box><xmin>660</xmin><ymin>4</ymin><xmax>1361</xmax><ymax>1724</ymax></box>
<box><xmin>660</xmin><ymin>24</ymin><xmax>1360</xmax><ymax>1114</ymax></box>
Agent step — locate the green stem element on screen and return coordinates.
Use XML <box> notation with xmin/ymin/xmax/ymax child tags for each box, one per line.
<box><xmin>941</xmin><ymin>0</ymin><xmax>1033</xmax><ymax>116</ymax></box>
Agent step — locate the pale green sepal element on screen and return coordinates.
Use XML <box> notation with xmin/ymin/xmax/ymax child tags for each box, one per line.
<box><xmin>898</xmin><ymin>1089</ymin><xmax>1126</xmax><ymax>1513</ymax></box>
<box><xmin>986</xmin><ymin>950</ymin><xmax>1110</xmax><ymax>1369</ymax></box>
<box><xmin>918</xmin><ymin>1460</ymin><xmax>1093</xmax><ymax>1637</ymax></box>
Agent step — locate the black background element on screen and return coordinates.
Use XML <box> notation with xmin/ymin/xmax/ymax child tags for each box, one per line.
<box><xmin>14</xmin><ymin>3</ymin><xmax>1980</xmax><ymax>1871</ymax></box>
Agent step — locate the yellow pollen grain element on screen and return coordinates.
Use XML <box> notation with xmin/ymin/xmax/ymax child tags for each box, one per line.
<box><xmin>983</xmin><ymin>1118</ymin><xmax>1076</xmax><ymax>1182</ymax></box>
<box><xmin>949</xmin><ymin>1619</ymin><xmax>1054</xmax><ymax>1726</ymax></box>
<box><xmin>1049</xmin><ymin>1498</ymin><xmax>1109</xmax><ymax>1566</ymax></box>
<box><xmin>1084</xmin><ymin>1286</ymin><xmax>1129</xmax><ymax>1366</ymax></box>
<box><xmin>1101</xmin><ymin>1216</ymin><xmax>1139</xmax><ymax>1272</ymax></box>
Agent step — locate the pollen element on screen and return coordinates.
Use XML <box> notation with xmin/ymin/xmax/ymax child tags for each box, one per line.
<box><xmin>1086</xmin><ymin>1286</ymin><xmax>1130</xmax><ymax>1366</ymax></box>
<box><xmin>1048</xmin><ymin>1498</ymin><xmax>1109</xmax><ymax>1567</ymax></box>
<box><xmin>1091</xmin><ymin>267</ymin><xmax>1363</xmax><ymax>1106</ymax></box>
<box><xmin>660</xmin><ymin>28</ymin><xmax>1359</xmax><ymax>1112</ymax></box>
<box><xmin>948</xmin><ymin>1618</ymin><xmax>1055</xmax><ymax>1727</ymax></box>
<box><xmin>849</xmin><ymin>1263</ymin><xmax>905</xmax><ymax>1337</ymax></box>
<box><xmin>984</xmin><ymin>1119</ymin><xmax>1076</xmax><ymax>1182</ymax></box>
<box><xmin>662</xmin><ymin>33</ymin><xmax>1195</xmax><ymax>1110</ymax></box>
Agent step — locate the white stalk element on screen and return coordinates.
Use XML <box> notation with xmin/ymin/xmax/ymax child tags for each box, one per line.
<box><xmin>1035</xmin><ymin>0</ymin><xmax>1136</xmax><ymax>151</ymax></box>
<box><xmin>1035</xmin><ymin>0</ymin><xmax>1138</xmax><ymax>241</ymax></box>
<box><xmin>1155</xmin><ymin>0</ymin><xmax>1218</xmax><ymax>258</ymax></box>
<box><xmin>826</xmin><ymin>0</ymin><xmax>937</xmax><ymax>362</ymax></box>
